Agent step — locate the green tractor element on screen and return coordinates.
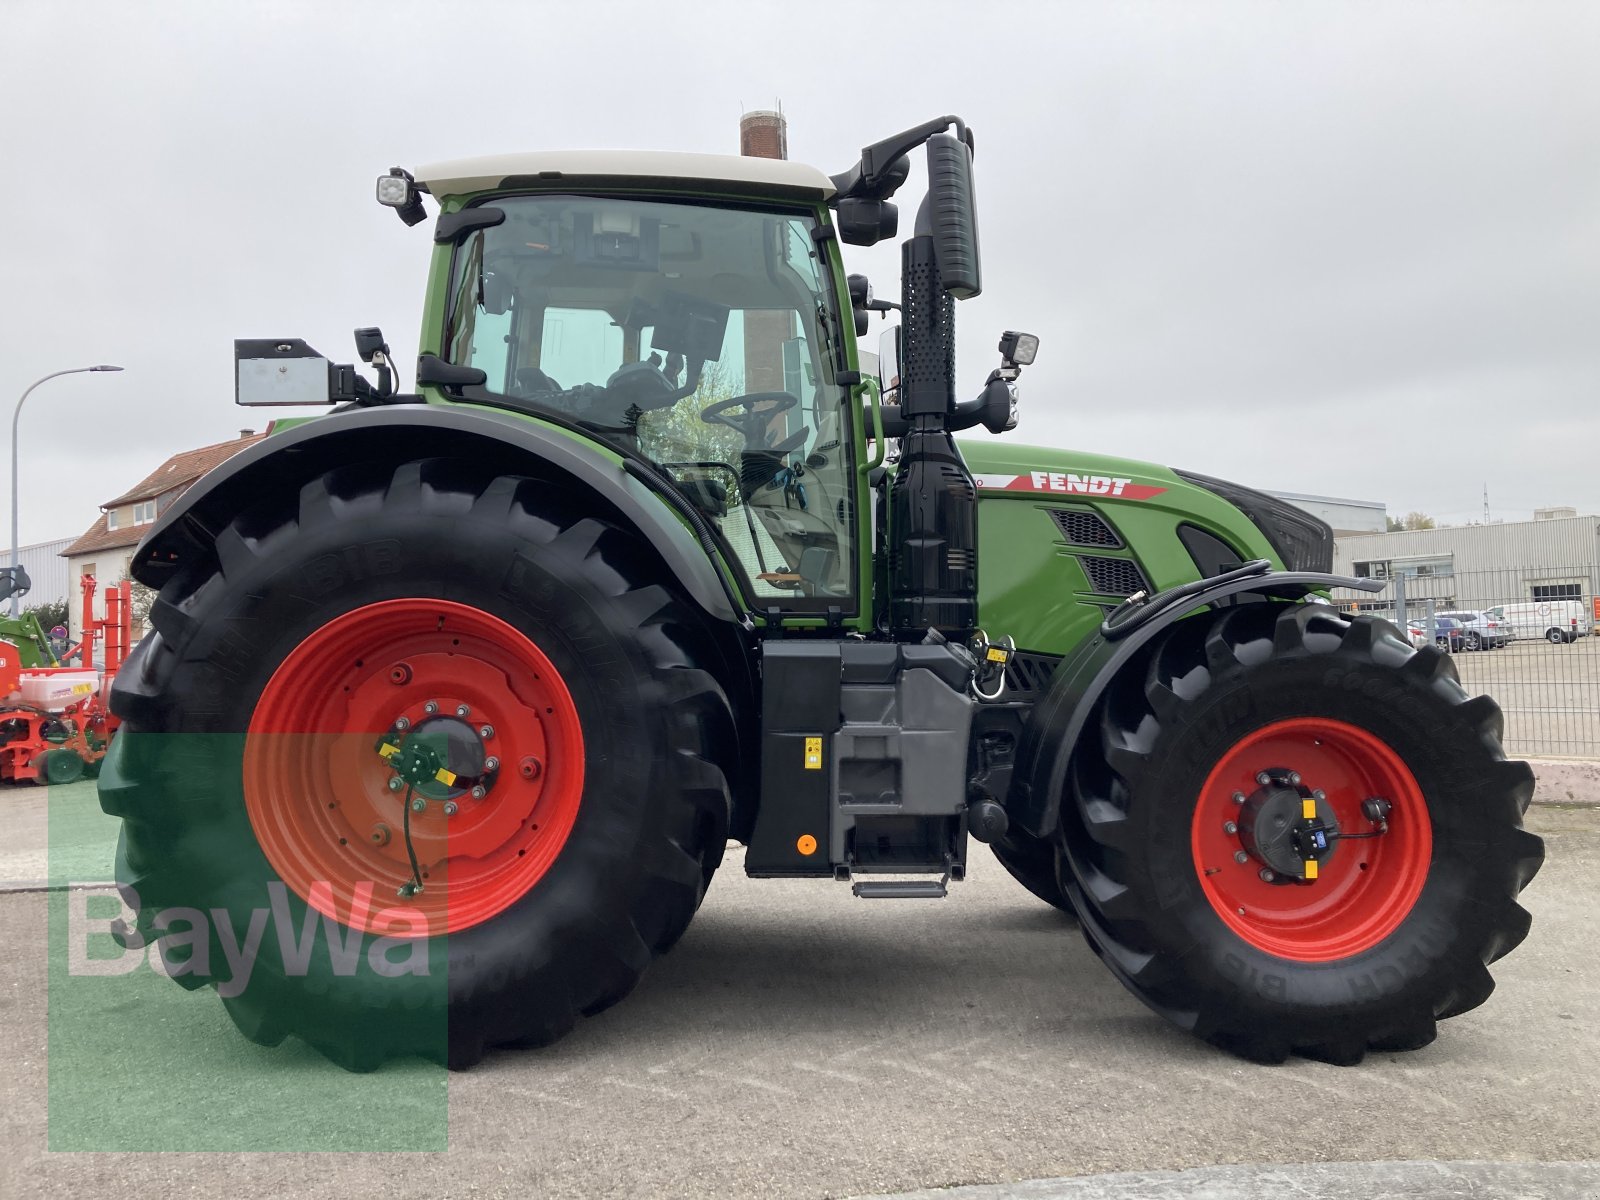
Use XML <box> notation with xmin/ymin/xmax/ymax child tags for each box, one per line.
<box><xmin>102</xmin><ymin>117</ymin><xmax>1541</xmax><ymax>1070</ymax></box>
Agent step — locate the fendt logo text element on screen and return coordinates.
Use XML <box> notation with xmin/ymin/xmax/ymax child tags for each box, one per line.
<box><xmin>971</xmin><ymin>472</ymin><xmax>1169</xmax><ymax>501</ymax></box>
<box><xmin>1030</xmin><ymin>472</ymin><xmax>1133</xmax><ymax>495</ymax></box>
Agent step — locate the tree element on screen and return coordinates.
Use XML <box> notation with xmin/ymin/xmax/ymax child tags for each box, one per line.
<box><xmin>635</xmin><ymin>359</ymin><xmax>745</xmax><ymax>467</ymax></box>
<box><xmin>124</xmin><ymin>577</ymin><xmax>156</xmax><ymax>638</ymax></box>
<box><xmin>21</xmin><ymin>598</ymin><xmax>68</xmax><ymax>634</ymax></box>
<box><xmin>1387</xmin><ymin>512</ymin><xmax>1436</xmax><ymax>531</ymax></box>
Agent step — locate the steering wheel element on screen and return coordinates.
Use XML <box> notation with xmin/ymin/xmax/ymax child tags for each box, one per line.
<box><xmin>701</xmin><ymin>391</ymin><xmax>798</xmax><ymax>432</ymax></box>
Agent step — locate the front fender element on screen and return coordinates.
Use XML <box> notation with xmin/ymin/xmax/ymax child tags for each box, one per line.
<box><xmin>1008</xmin><ymin>565</ymin><xmax>1382</xmax><ymax>838</ymax></box>
<box><xmin>131</xmin><ymin>405</ymin><xmax>743</xmax><ymax>626</ymax></box>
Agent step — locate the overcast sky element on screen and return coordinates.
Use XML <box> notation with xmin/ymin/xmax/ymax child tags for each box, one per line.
<box><xmin>2</xmin><ymin>1</ymin><xmax>1596</xmax><ymax>548</ymax></box>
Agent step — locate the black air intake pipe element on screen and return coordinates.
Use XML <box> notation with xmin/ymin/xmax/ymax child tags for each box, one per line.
<box><xmin>888</xmin><ymin>235</ymin><xmax>978</xmax><ymax>638</ymax></box>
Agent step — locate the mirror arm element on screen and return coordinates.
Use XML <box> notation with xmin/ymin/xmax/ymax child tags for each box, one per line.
<box><xmin>831</xmin><ymin>115</ymin><xmax>969</xmax><ymax>199</ymax></box>
<box><xmin>860</xmin><ymin>116</ymin><xmax>965</xmax><ymax>187</ymax></box>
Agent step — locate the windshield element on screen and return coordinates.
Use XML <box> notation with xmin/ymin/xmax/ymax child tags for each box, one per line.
<box><xmin>444</xmin><ymin>195</ymin><xmax>854</xmax><ymax>609</ymax></box>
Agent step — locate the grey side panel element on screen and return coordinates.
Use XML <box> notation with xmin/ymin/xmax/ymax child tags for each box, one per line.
<box><xmin>130</xmin><ymin>405</ymin><xmax>738</xmax><ymax>625</ymax></box>
<box><xmin>748</xmin><ymin>640</ymin><xmax>974</xmax><ymax>877</ymax></box>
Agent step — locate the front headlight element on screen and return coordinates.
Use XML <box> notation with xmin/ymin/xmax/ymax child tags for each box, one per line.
<box><xmin>1175</xmin><ymin>470</ymin><xmax>1334</xmax><ymax>573</ymax></box>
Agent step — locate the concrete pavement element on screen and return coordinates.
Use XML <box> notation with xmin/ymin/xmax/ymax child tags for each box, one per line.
<box><xmin>1</xmin><ymin>804</ymin><xmax>1595</xmax><ymax>1198</ymax></box>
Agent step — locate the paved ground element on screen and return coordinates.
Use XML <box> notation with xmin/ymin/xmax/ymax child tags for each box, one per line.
<box><xmin>1</xmin><ymin>787</ymin><xmax>1595</xmax><ymax>1198</ymax></box>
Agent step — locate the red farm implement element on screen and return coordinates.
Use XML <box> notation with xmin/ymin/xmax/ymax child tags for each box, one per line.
<box><xmin>0</xmin><ymin>575</ymin><xmax>131</xmax><ymax>785</ymax></box>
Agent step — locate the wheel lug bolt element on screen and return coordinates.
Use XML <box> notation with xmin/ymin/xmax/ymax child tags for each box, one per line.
<box><xmin>1289</xmin><ymin>772</ymin><xmax>1302</xmax><ymax>785</ymax></box>
<box><xmin>456</xmin><ymin>704</ymin><xmax>470</xmax><ymax>717</ymax></box>
<box><xmin>1313</xmin><ymin>789</ymin><xmax>1326</xmax><ymax>800</ymax></box>
<box><xmin>1234</xmin><ymin>850</ymin><xmax>1250</xmax><ymax>864</ymax></box>
<box><xmin>1237</xmin><ymin>906</ymin><xmax>1247</xmax><ymax>916</ymax></box>
<box><xmin>1259</xmin><ymin>868</ymin><xmax>1276</xmax><ymax>883</ymax></box>
<box><xmin>444</xmin><ymin>801</ymin><xmax>459</xmax><ymax>816</ymax></box>
<box><xmin>479</xmin><ymin>725</ymin><xmax>494</xmax><ymax>740</ymax></box>
<box><xmin>395</xmin><ymin>717</ymin><xmax>410</xmax><ymax>731</ymax></box>
<box><xmin>520</xmin><ymin>757</ymin><xmax>541</xmax><ymax>780</ymax></box>
<box><xmin>1232</xmin><ymin>791</ymin><xmax>1245</xmax><ymax>804</ymax></box>
<box><xmin>484</xmin><ymin>756</ymin><xmax>500</xmax><ymax>772</ymax></box>
<box><xmin>1223</xmin><ymin>821</ymin><xmax>1238</xmax><ymax>835</ymax></box>
<box><xmin>423</xmin><ymin>701</ymin><xmax>439</xmax><ymax>715</ymax></box>
<box><xmin>370</xmin><ymin>824</ymin><xmax>390</xmax><ymax>846</ymax></box>
<box><xmin>410</xmin><ymin>798</ymin><xmax>427</xmax><ymax>813</ymax></box>
<box><xmin>1256</xmin><ymin>772</ymin><xmax>1271</xmax><ymax>786</ymax></box>
<box><xmin>471</xmin><ymin>785</ymin><xmax>486</xmax><ymax>800</ymax></box>
<box><xmin>387</xmin><ymin>778</ymin><xmax>403</xmax><ymax>792</ymax></box>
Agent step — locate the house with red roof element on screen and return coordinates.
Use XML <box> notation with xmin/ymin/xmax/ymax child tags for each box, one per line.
<box><xmin>61</xmin><ymin>430</ymin><xmax>265</xmax><ymax>638</ymax></box>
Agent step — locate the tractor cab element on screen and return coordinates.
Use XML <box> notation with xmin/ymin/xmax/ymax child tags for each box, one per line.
<box><xmin>431</xmin><ymin>189</ymin><xmax>857</xmax><ymax>605</ymax></box>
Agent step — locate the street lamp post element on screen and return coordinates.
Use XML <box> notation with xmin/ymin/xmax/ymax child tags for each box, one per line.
<box><xmin>11</xmin><ymin>365</ymin><xmax>124</xmax><ymax>616</ymax></box>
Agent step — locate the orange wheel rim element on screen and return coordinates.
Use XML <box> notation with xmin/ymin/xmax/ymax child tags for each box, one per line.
<box><xmin>1191</xmin><ymin>717</ymin><xmax>1432</xmax><ymax>961</ymax></box>
<box><xmin>244</xmin><ymin>599</ymin><xmax>584</xmax><ymax>936</ymax></box>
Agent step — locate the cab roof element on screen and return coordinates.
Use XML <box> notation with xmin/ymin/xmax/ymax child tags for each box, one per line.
<box><xmin>414</xmin><ymin>150</ymin><xmax>837</xmax><ymax>201</ymax></box>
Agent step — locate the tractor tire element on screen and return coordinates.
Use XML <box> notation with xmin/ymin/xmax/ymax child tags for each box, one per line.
<box><xmin>41</xmin><ymin>748</ymin><xmax>85</xmax><ymax>785</ymax></box>
<box><xmin>1059</xmin><ymin>602</ymin><xmax>1543</xmax><ymax>1065</ymax></box>
<box><xmin>989</xmin><ymin>833</ymin><xmax>1075</xmax><ymax>916</ymax></box>
<box><xmin>101</xmin><ymin>458</ymin><xmax>735</xmax><ymax>1070</ymax></box>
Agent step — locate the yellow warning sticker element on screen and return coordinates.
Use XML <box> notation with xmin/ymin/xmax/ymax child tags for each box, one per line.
<box><xmin>803</xmin><ymin>736</ymin><xmax>823</xmax><ymax>770</ymax></box>
<box><xmin>71</xmin><ymin>683</ymin><xmax>94</xmax><ymax>695</ymax></box>
<box><xmin>1302</xmin><ymin>798</ymin><xmax>1317</xmax><ymax>819</ymax></box>
<box><xmin>986</xmin><ymin>646</ymin><xmax>1009</xmax><ymax>663</ymax></box>
<box><xmin>1305</xmin><ymin>859</ymin><xmax>1319</xmax><ymax>880</ymax></box>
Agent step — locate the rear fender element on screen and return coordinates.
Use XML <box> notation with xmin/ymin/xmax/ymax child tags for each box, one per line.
<box><xmin>1008</xmin><ymin>565</ymin><xmax>1381</xmax><ymax>838</ymax></box>
<box><xmin>131</xmin><ymin>405</ymin><xmax>743</xmax><ymax>627</ymax></box>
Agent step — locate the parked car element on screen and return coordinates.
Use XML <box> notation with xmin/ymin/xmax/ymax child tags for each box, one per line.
<box><xmin>1428</xmin><ymin>616</ymin><xmax>1469</xmax><ymax>652</ymax></box>
<box><xmin>1488</xmin><ymin>600</ymin><xmax>1592</xmax><ymax>644</ymax></box>
<box><xmin>1436</xmin><ymin>609</ymin><xmax>1512</xmax><ymax>650</ymax></box>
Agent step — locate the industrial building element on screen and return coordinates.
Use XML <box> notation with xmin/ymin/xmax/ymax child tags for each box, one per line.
<box><xmin>7</xmin><ymin>536</ymin><xmax>75</xmax><ymax>609</ymax></box>
<box><xmin>1332</xmin><ymin>510</ymin><xmax>1600</xmax><ymax>612</ymax></box>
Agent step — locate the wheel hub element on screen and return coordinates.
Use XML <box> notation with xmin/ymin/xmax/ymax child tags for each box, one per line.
<box><xmin>1236</xmin><ymin>770</ymin><xmax>1340</xmax><ymax>882</ymax></box>
<box><xmin>377</xmin><ymin>712</ymin><xmax>492</xmax><ymax>802</ymax></box>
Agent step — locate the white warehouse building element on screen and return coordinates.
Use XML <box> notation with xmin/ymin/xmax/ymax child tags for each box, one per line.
<box><xmin>1332</xmin><ymin>511</ymin><xmax>1600</xmax><ymax>615</ymax></box>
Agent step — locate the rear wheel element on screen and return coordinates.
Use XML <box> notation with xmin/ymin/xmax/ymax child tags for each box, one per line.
<box><xmin>1059</xmin><ymin>603</ymin><xmax>1543</xmax><ymax>1064</ymax></box>
<box><xmin>102</xmin><ymin>459</ymin><xmax>735</xmax><ymax>1070</ymax></box>
<box><xmin>1546</xmin><ymin>628</ymin><xmax>1567</xmax><ymax>644</ymax></box>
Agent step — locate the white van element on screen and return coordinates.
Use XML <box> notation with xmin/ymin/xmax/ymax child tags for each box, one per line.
<box><xmin>1488</xmin><ymin>600</ymin><xmax>1592</xmax><ymax>644</ymax></box>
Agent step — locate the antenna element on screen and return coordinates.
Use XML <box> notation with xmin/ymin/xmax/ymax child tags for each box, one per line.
<box><xmin>1483</xmin><ymin>483</ymin><xmax>1491</xmax><ymax>524</ymax></box>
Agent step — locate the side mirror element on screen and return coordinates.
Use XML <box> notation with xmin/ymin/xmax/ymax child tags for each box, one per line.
<box><xmin>925</xmin><ymin>133</ymin><xmax>981</xmax><ymax>299</ymax></box>
<box><xmin>235</xmin><ymin>339</ymin><xmax>337</xmax><ymax>406</ymax></box>
<box><xmin>877</xmin><ymin>325</ymin><xmax>902</xmax><ymax>399</ymax></box>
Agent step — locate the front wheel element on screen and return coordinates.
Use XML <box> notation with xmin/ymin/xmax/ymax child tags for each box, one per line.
<box><xmin>989</xmin><ymin>832</ymin><xmax>1076</xmax><ymax>915</ymax></box>
<box><xmin>1059</xmin><ymin>603</ymin><xmax>1543</xmax><ymax>1065</ymax></box>
<box><xmin>102</xmin><ymin>459</ymin><xmax>735</xmax><ymax>1070</ymax></box>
